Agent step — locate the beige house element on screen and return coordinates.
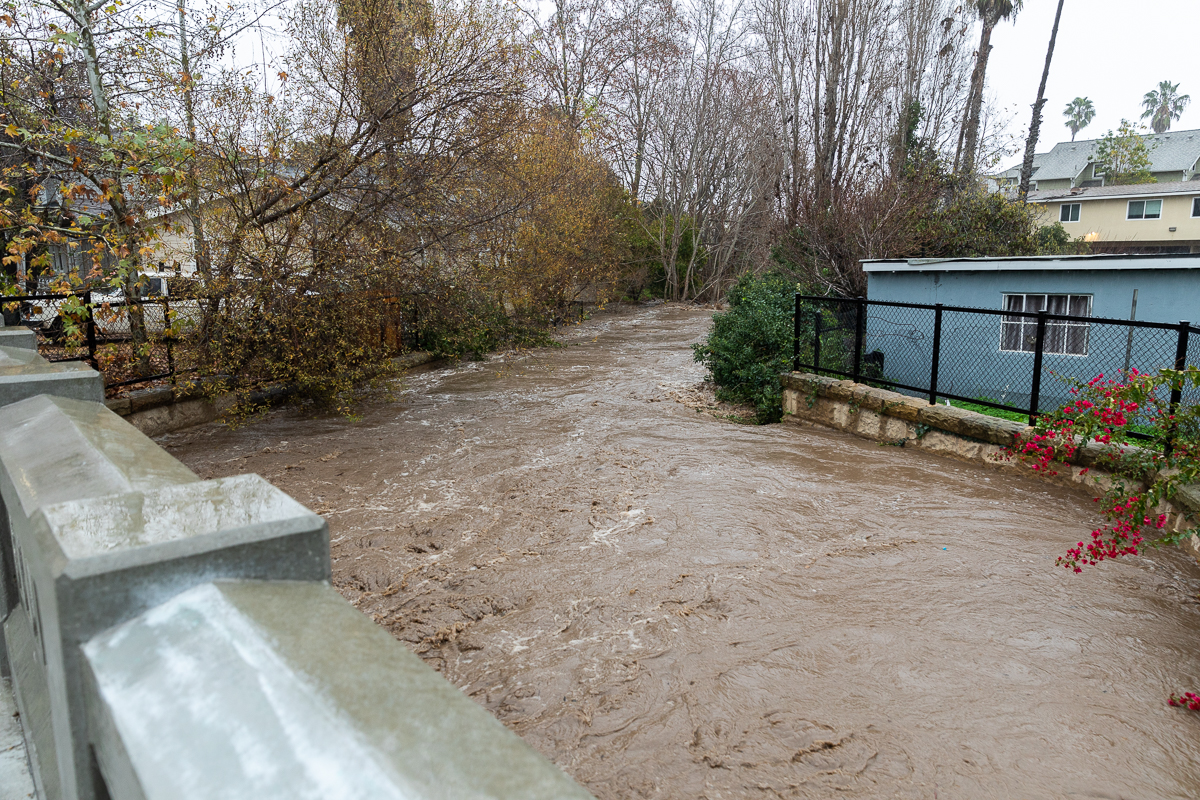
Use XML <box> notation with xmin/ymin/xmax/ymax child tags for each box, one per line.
<box><xmin>1028</xmin><ymin>181</ymin><xmax>1200</xmax><ymax>254</ymax></box>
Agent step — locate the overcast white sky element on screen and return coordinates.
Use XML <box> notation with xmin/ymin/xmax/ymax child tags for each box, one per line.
<box><xmin>988</xmin><ymin>0</ymin><xmax>1200</xmax><ymax>161</ymax></box>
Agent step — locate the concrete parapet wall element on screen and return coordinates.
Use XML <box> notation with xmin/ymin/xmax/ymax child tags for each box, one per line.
<box><xmin>781</xmin><ymin>372</ymin><xmax>1200</xmax><ymax>564</ymax></box>
<box><xmin>0</xmin><ymin>395</ymin><xmax>330</xmax><ymax>800</ymax></box>
<box><xmin>0</xmin><ymin>328</ymin><xmax>37</xmax><ymax>351</ymax></box>
<box><xmin>0</xmin><ymin>347</ymin><xmax>102</xmax><ymax>408</ymax></box>
<box><xmin>82</xmin><ymin>580</ymin><xmax>594</xmax><ymax>800</ymax></box>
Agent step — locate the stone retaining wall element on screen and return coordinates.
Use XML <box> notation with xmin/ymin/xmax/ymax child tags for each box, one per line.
<box><xmin>780</xmin><ymin>372</ymin><xmax>1200</xmax><ymax>564</ymax></box>
<box><xmin>105</xmin><ymin>388</ymin><xmax>222</xmax><ymax>436</ymax></box>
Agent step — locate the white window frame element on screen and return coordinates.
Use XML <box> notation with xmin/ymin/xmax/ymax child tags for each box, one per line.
<box><xmin>1192</xmin><ymin>196</ymin><xmax>1200</xmax><ymax>218</ymax></box>
<box><xmin>1127</xmin><ymin>198</ymin><xmax>1163</xmax><ymax>220</ymax></box>
<box><xmin>1000</xmin><ymin>294</ymin><xmax>1093</xmax><ymax>357</ymax></box>
<box><xmin>1059</xmin><ymin>203</ymin><xmax>1081</xmax><ymax>223</ymax></box>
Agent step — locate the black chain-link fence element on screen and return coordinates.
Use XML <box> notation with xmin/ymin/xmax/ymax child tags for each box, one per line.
<box><xmin>794</xmin><ymin>295</ymin><xmax>1200</xmax><ymax>440</ymax></box>
<box><xmin>2</xmin><ymin>290</ymin><xmax>433</xmax><ymax>397</ymax></box>
<box><xmin>2</xmin><ymin>291</ymin><xmax>184</xmax><ymax>394</ymax></box>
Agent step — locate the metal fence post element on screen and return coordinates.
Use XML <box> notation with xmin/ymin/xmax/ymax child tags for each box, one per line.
<box><xmin>929</xmin><ymin>304</ymin><xmax>943</xmax><ymax>405</ymax></box>
<box><xmin>1028</xmin><ymin>309</ymin><xmax>1048</xmax><ymax>425</ymax></box>
<box><xmin>84</xmin><ymin>290</ymin><xmax>96</xmax><ymax>367</ymax></box>
<box><xmin>1122</xmin><ymin>288</ymin><xmax>1139</xmax><ymax>374</ymax></box>
<box><xmin>164</xmin><ymin>298</ymin><xmax>175</xmax><ymax>384</ymax></box>
<box><xmin>1166</xmin><ymin>320</ymin><xmax>1191</xmax><ymax>457</ymax></box>
<box><xmin>813</xmin><ymin>306</ymin><xmax>822</xmax><ymax>374</ymax></box>
<box><xmin>792</xmin><ymin>293</ymin><xmax>801</xmax><ymax>373</ymax></box>
<box><xmin>851</xmin><ymin>297</ymin><xmax>865</xmax><ymax>382</ymax></box>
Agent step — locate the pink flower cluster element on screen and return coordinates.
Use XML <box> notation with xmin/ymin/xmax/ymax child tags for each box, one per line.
<box><xmin>1057</xmin><ymin>501</ymin><xmax>1168</xmax><ymax>573</ymax></box>
<box><xmin>1013</xmin><ymin>428</ymin><xmax>1074</xmax><ymax>476</ymax></box>
<box><xmin>1058</xmin><ymin>375</ymin><xmax>1141</xmax><ymax>446</ymax></box>
<box><xmin>1003</xmin><ymin>368</ymin><xmax>1185</xmax><ymax>572</ymax></box>
<box><xmin>1169</xmin><ymin>692</ymin><xmax>1200</xmax><ymax>711</ymax></box>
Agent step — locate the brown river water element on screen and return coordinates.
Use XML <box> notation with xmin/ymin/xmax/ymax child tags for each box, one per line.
<box><xmin>164</xmin><ymin>304</ymin><xmax>1200</xmax><ymax>799</ymax></box>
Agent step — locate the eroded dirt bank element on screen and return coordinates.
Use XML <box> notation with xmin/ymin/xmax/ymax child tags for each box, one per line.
<box><xmin>164</xmin><ymin>304</ymin><xmax>1200</xmax><ymax>799</ymax></box>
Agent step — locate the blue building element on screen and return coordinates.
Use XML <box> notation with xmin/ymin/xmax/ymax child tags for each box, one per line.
<box><xmin>860</xmin><ymin>253</ymin><xmax>1200</xmax><ymax>409</ymax></box>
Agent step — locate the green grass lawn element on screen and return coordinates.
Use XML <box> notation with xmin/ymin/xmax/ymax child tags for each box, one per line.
<box><xmin>945</xmin><ymin>398</ymin><xmax>1030</xmax><ymax>424</ymax></box>
<box><xmin>944</xmin><ymin>397</ymin><xmax>1157</xmax><ymax>438</ymax></box>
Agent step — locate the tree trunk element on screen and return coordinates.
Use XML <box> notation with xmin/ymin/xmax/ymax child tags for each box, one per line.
<box><xmin>178</xmin><ymin>0</ymin><xmax>209</xmax><ymax>280</ymax></box>
<box><xmin>958</xmin><ymin>14</ymin><xmax>996</xmax><ymax>176</ymax></box>
<box><xmin>1017</xmin><ymin>0</ymin><xmax>1064</xmax><ymax>201</ymax></box>
<box><xmin>68</xmin><ymin>0</ymin><xmax>152</xmax><ymax>375</ymax></box>
<box><xmin>812</xmin><ymin>0</ymin><xmax>845</xmax><ymax>209</ymax></box>
<box><xmin>178</xmin><ymin>0</ymin><xmax>216</xmax><ymax>338</ymax></box>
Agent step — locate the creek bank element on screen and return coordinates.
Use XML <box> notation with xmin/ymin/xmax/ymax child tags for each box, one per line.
<box><xmin>105</xmin><ymin>350</ymin><xmax>440</xmax><ymax>436</ymax></box>
<box><xmin>781</xmin><ymin>370</ymin><xmax>1200</xmax><ymax>563</ymax></box>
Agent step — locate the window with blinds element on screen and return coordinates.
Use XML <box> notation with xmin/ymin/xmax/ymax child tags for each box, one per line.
<box><xmin>1127</xmin><ymin>199</ymin><xmax>1162</xmax><ymax>219</ymax></box>
<box><xmin>1000</xmin><ymin>294</ymin><xmax>1092</xmax><ymax>356</ymax></box>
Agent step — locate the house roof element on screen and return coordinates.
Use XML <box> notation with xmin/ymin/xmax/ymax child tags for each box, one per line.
<box><xmin>36</xmin><ymin>173</ymin><xmax>166</xmax><ymax>219</ymax></box>
<box><xmin>1143</xmin><ymin>129</ymin><xmax>1200</xmax><ymax>172</ymax></box>
<box><xmin>1000</xmin><ymin>128</ymin><xmax>1200</xmax><ymax>182</ymax></box>
<box><xmin>1028</xmin><ymin>179</ymin><xmax>1200</xmax><ymax>203</ymax></box>
<box><xmin>996</xmin><ymin>153</ymin><xmax>1048</xmax><ymax>181</ymax></box>
<box><xmin>862</xmin><ymin>253</ymin><xmax>1200</xmax><ymax>273</ymax></box>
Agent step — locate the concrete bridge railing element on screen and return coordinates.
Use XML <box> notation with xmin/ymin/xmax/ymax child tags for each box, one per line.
<box><xmin>0</xmin><ymin>333</ymin><xmax>595</xmax><ymax>800</ymax></box>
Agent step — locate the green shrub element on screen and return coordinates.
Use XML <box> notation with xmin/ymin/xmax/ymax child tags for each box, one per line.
<box><xmin>418</xmin><ymin>293</ymin><xmax>556</xmax><ymax>360</ymax></box>
<box><xmin>692</xmin><ymin>273</ymin><xmax>798</xmax><ymax>424</ymax></box>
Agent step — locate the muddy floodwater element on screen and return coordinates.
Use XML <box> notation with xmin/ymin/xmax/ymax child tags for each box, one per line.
<box><xmin>165</xmin><ymin>304</ymin><xmax>1200</xmax><ymax>799</ymax></box>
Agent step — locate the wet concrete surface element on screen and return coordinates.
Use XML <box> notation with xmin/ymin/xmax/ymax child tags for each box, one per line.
<box><xmin>164</xmin><ymin>304</ymin><xmax>1200</xmax><ymax>799</ymax></box>
<box><xmin>0</xmin><ymin>678</ymin><xmax>36</xmax><ymax>800</ymax></box>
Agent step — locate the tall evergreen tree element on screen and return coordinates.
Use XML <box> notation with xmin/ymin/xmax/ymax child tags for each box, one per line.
<box><xmin>1017</xmin><ymin>0</ymin><xmax>1063</xmax><ymax>201</ymax></box>
<box><xmin>956</xmin><ymin>0</ymin><xmax>1022</xmax><ymax>176</ymax></box>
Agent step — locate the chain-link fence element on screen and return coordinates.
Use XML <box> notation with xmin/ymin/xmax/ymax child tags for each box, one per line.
<box><xmin>2</xmin><ymin>290</ymin><xmax>436</xmax><ymax>397</ymax></box>
<box><xmin>2</xmin><ymin>293</ymin><xmax>94</xmax><ymax>361</ymax></box>
<box><xmin>1</xmin><ymin>291</ymin><xmax>183</xmax><ymax>393</ymax></box>
<box><xmin>794</xmin><ymin>295</ymin><xmax>1200</xmax><ymax>441</ymax></box>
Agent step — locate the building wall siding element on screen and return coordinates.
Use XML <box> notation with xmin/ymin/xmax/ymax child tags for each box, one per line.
<box><xmin>1035</xmin><ymin>193</ymin><xmax>1200</xmax><ymax>244</ymax></box>
<box><xmin>863</xmin><ymin>267</ymin><xmax>1200</xmax><ymax>408</ymax></box>
<box><xmin>1034</xmin><ymin>178</ymin><xmax>1072</xmax><ymax>191</ymax></box>
<box><xmin>867</xmin><ymin>267</ymin><xmax>1200</xmax><ymax>322</ymax></box>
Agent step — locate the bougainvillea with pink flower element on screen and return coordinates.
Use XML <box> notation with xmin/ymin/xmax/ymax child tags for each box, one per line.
<box><xmin>1168</xmin><ymin>692</ymin><xmax>1200</xmax><ymax>711</ymax></box>
<box><xmin>1004</xmin><ymin>367</ymin><xmax>1200</xmax><ymax>573</ymax></box>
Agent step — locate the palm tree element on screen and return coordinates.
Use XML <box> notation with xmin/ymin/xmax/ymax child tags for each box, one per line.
<box><xmin>956</xmin><ymin>0</ymin><xmax>1023</xmax><ymax>176</ymax></box>
<box><xmin>1063</xmin><ymin>97</ymin><xmax>1095</xmax><ymax>141</ymax></box>
<box><xmin>1017</xmin><ymin>0</ymin><xmax>1065</xmax><ymax>201</ymax></box>
<box><xmin>1141</xmin><ymin>81</ymin><xmax>1190</xmax><ymax>134</ymax></box>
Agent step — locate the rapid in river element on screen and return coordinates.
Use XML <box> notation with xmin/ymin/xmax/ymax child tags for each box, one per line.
<box><xmin>164</xmin><ymin>303</ymin><xmax>1200</xmax><ymax>799</ymax></box>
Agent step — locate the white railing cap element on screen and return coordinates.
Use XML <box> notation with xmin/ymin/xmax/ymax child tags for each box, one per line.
<box><xmin>84</xmin><ymin>580</ymin><xmax>597</xmax><ymax>800</ymax></box>
<box><xmin>0</xmin><ymin>394</ymin><xmax>196</xmax><ymax>521</ymax></box>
